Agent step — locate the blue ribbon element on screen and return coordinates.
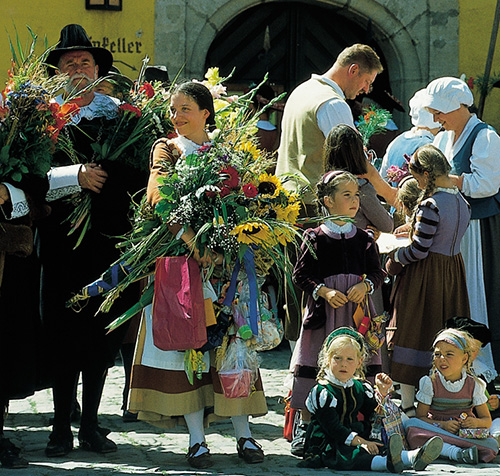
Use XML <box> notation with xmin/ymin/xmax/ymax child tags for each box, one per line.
<box><xmin>86</xmin><ymin>261</ymin><xmax>132</xmax><ymax>297</ymax></box>
<box><xmin>222</xmin><ymin>247</ymin><xmax>259</xmax><ymax>336</ymax></box>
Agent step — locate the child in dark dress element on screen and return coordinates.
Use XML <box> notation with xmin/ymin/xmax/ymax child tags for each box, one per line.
<box><xmin>300</xmin><ymin>327</ymin><xmax>443</xmax><ymax>472</ymax></box>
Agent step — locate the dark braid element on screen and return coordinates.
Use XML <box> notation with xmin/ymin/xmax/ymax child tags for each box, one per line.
<box><xmin>408</xmin><ymin>144</ymin><xmax>451</xmax><ymax>236</ymax></box>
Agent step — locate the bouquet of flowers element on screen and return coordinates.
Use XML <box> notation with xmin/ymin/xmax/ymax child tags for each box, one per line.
<box><xmin>0</xmin><ymin>28</ymin><xmax>75</xmax><ymax>184</ymax></box>
<box><xmin>67</xmin><ymin>68</ymin><xmax>302</xmax><ymax>335</ymax></box>
<box><xmin>64</xmin><ymin>56</ymin><xmax>175</xmax><ymax>248</ymax></box>
<box><xmin>385</xmin><ymin>153</ymin><xmax>411</xmax><ymax>184</ymax></box>
<box><xmin>355</xmin><ymin>104</ymin><xmax>392</xmax><ymax>148</ymax></box>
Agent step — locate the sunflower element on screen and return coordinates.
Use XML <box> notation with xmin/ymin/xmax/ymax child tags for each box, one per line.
<box><xmin>236</xmin><ymin>140</ymin><xmax>261</xmax><ymax>161</ymax></box>
<box><xmin>257</xmin><ymin>173</ymin><xmax>283</xmax><ymax>198</ymax></box>
<box><xmin>274</xmin><ymin>201</ymin><xmax>301</xmax><ymax>224</ymax></box>
<box><xmin>230</xmin><ymin>222</ymin><xmax>273</xmax><ymax>246</ymax></box>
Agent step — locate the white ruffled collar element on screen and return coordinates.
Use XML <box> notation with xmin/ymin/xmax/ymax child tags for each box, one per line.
<box><xmin>56</xmin><ymin>92</ymin><xmax>119</xmax><ymax>124</ymax></box>
<box><xmin>323</xmin><ymin>369</ymin><xmax>355</xmax><ymax>388</ymax></box>
<box><xmin>172</xmin><ymin>134</ymin><xmax>212</xmax><ymax>157</ymax></box>
<box><xmin>438</xmin><ymin>368</ymin><xmax>467</xmax><ymax>392</ymax></box>
<box><xmin>322</xmin><ymin>220</ymin><xmax>353</xmax><ymax>234</ymax></box>
<box><xmin>435</xmin><ymin>186</ymin><xmax>459</xmax><ymax>195</ymax></box>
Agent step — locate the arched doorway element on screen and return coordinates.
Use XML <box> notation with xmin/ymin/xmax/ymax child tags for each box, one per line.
<box><xmin>205</xmin><ymin>1</ymin><xmax>393</xmax><ymax>105</ymax></box>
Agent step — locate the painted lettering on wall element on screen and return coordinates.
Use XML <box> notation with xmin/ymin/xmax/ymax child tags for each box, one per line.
<box><xmin>89</xmin><ymin>37</ymin><xmax>142</xmax><ymax>54</ymax></box>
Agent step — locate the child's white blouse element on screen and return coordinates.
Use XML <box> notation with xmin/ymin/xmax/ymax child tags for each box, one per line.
<box><xmin>416</xmin><ymin>370</ymin><xmax>487</xmax><ymax>406</ymax></box>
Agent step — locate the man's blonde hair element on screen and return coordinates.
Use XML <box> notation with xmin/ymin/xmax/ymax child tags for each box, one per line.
<box><xmin>336</xmin><ymin>44</ymin><xmax>383</xmax><ymax>74</ymax></box>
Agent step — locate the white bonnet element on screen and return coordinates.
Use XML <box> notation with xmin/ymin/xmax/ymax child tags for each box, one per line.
<box><xmin>420</xmin><ymin>77</ymin><xmax>474</xmax><ymax>114</ymax></box>
<box><xmin>409</xmin><ymin>89</ymin><xmax>441</xmax><ymax>128</ymax></box>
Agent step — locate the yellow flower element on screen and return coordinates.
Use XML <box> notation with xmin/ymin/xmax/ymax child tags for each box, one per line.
<box><xmin>275</xmin><ymin>201</ymin><xmax>301</xmax><ymax>224</ymax></box>
<box><xmin>213</xmin><ymin>98</ymin><xmax>230</xmax><ymax>113</ymax></box>
<box><xmin>257</xmin><ymin>173</ymin><xmax>283</xmax><ymax>197</ymax></box>
<box><xmin>236</xmin><ymin>141</ymin><xmax>260</xmax><ymax>161</ymax></box>
<box><xmin>205</xmin><ymin>67</ymin><xmax>222</xmax><ymax>86</ymax></box>
<box><xmin>274</xmin><ymin>226</ymin><xmax>294</xmax><ymax>245</ymax></box>
<box><xmin>230</xmin><ymin>222</ymin><xmax>272</xmax><ymax>246</ymax></box>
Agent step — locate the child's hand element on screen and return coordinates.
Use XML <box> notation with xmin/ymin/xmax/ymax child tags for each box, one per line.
<box><xmin>346</xmin><ymin>282</ymin><xmax>367</xmax><ymax>304</ymax></box>
<box><xmin>488</xmin><ymin>394</ymin><xmax>500</xmax><ymax>411</ymax></box>
<box><xmin>460</xmin><ymin>416</ymin><xmax>485</xmax><ymax>429</ymax></box>
<box><xmin>440</xmin><ymin>419</ymin><xmax>460</xmax><ymax>434</ymax></box>
<box><xmin>375</xmin><ymin>373</ymin><xmax>393</xmax><ymax>396</ymax></box>
<box><xmin>394</xmin><ymin>223</ymin><xmax>410</xmax><ymax>237</ymax></box>
<box><xmin>359</xmin><ymin>438</ymin><xmax>383</xmax><ymax>455</ymax></box>
<box><xmin>322</xmin><ymin>288</ymin><xmax>348</xmax><ymax>308</ymax></box>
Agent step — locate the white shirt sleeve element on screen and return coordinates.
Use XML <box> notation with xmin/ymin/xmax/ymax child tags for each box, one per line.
<box><xmin>472</xmin><ymin>377</ymin><xmax>488</xmax><ymax>406</ymax></box>
<box><xmin>415</xmin><ymin>375</ymin><xmax>434</xmax><ymax>405</ymax></box>
<box><xmin>1</xmin><ymin>183</ymin><xmax>29</xmax><ymax>219</ymax></box>
<box><xmin>317</xmin><ymin>99</ymin><xmax>355</xmax><ymax>137</ymax></box>
<box><xmin>461</xmin><ymin>128</ymin><xmax>500</xmax><ymax>198</ymax></box>
<box><xmin>46</xmin><ymin>164</ymin><xmax>82</xmax><ymax>202</ymax></box>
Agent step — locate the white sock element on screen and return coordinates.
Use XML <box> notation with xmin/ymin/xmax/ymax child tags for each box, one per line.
<box><xmin>399</xmin><ymin>383</ymin><xmax>416</xmax><ymax>411</ymax></box>
<box><xmin>371</xmin><ymin>455</ymin><xmax>387</xmax><ymax>471</ymax></box>
<box><xmin>231</xmin><ymin>415</ymin><xmax>258</xmax><ymax>449</ymax></box>
<box><xmin>441</xmin><ymin>442</ymin><xmax>460</xmax><ymax>460</ymax></box>
<box><xmin>402</xmin><ymin>448</ymin><xmax>419</xmax><ymax>467</ymax></box>
<box><xmin>184</xmin><ymin>409</ymin><xmax>207</xmax><ymax>454</ymax></box>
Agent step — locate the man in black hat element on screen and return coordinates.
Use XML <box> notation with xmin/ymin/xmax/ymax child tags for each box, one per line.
<box><xmin>38</xmin><ymin>24</ymin><xmax>146</xmax><ymax>457</ymax></box>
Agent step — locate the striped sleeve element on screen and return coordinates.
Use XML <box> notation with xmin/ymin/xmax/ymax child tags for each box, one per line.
<box><xmin>396</xmin><ymin>200</ymin><xmax>439</xmax><ymax>265</ymax></box>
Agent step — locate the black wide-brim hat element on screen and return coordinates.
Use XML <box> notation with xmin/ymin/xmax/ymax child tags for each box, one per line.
<box><xmin>46</xmin><ymin>24</ymin><xmax>113</xmax><ymax>77</ymax></box>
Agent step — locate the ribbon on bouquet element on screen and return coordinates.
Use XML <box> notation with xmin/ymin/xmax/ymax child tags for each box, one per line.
<box><xmin>66</xmin><ymin>261</ymin><xmax>132</xmax><ymax>309</ymax></box>
<box><xmin>222</xmin><ymin>246</ymin><xmax>259</xmax><ymax>336</ymax></box>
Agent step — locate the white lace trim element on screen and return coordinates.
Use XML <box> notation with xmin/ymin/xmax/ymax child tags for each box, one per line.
<box><xmin>11</xmin><ymin>200</ymin><xmax>30</xmax><ymax>218</ymax></box>
<box><xmin>55</xmin><ymin>93</ymin><xmax>119</xmax><ymax>125</ymax></box>
<box><xmin>172</xmin><ymin>135</ymin><xmax>211</xmax><ymax>157</ymax></box>
<box><xmin>437</xmin><ymin>369</ymin><xmax>467</xmax><ymax>392</ymax></box>
<box><xmin>435</xmin><ymin>186</ymin><xmax>459</xmax><ymax>195</ymax></box>
<box><xmin>46</xmin><ymin>186</ymin><xmax>81</xmax><ymax>202</ymax></box>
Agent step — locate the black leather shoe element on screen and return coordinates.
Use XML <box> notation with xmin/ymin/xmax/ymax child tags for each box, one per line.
<box><xmin>237</xmin><ymin>437</ymin><xmax>264</xmax><ymax>464</ymax></box>
<box><xmin>78</xmin><ymin>430</ymin><xmax>117</xmax><ymax>453</ymax></box>
<box><xmin>0</xmin><ymin>438</ymin><xmax>28</xmax><ymax>468</ymax></box>
<box><xmin>45</xmin><ymin>432</ymin><xmax>74</xmax><ymax>457</ymax></box>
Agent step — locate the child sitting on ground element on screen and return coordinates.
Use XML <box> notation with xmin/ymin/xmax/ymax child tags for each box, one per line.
<box><xmin>299</xmin><ymin>327</ymin><xmax>442</xmax><ymax>472</ymax></box>
<box><xmin>405</xmin><ymin>328</ymin><xmax>499</xmax><ymax>464</ymax></box>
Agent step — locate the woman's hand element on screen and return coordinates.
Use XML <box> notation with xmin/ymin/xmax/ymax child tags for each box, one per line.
<box><xmin>0</xmin><ymin>184</ymin><xmax>9</xmax><ymax>205</ymax></box>
<box><xmin>375</xmin><ymin>373</ymin><xmax>393</xmax><ymax>396</ymax></box>
<box><xmin>319</xmin><ymin>287</ymin><xmax>348</xmax><ymax>308</ymax></box>
<box><xmin>78</xmin><ymin>163</ymin><xmax>108</xmax><ymax>193</ymax></box>
<box><xmin>346</xmin><ymin>282</ymin><xmax>367</xmax><ymax>304</ymax></box>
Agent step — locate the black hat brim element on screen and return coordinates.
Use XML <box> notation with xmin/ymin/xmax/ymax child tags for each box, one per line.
<box><xmin>46</xmin><ymin>46</ymin><xmax>113</xmax><ymax>78</ymax></box>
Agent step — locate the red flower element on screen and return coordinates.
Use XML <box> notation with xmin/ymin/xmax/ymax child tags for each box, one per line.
<box><xmin>467</xmin><ymin>77</ymin><xmax>474</xmax><ymax>90</ymax></box>
<box><xmin>219</xmin><ymin>186</ymin><xmax>231</xmax><ymax>197</ymax></box>
<box><xmin>139</xmin><ymin>82</ymin><xmax>155</xmax><ymax>99</ymax></box>
<box><xmin>198</xmin><ymin>144</ymin><xmax>212</xmax><ymax>153</ymax></box>
<box><xmin>242</xmin><ymin>183</ymin><xmax>258</xmax><ymax>198</ymax></box>
<box><xmin>220</xmin><ymin>165</ymin><xmax>239</xmax><ymax>189</ymax></box>
<box><xmin>167</xmin><ymin>131</ymin><xmax>178</xmax><ymax>139</ymax></box>
<box><xmin>119</xmin><ymin>103</ymin><xmax>142</xmax><ymax>117</ymax></box>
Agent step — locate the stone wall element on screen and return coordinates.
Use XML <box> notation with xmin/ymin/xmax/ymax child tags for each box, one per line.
<box><xmin>154</xmin><ymin>0</ymin><xmax>459</xmax><ymax>128</ymax></box>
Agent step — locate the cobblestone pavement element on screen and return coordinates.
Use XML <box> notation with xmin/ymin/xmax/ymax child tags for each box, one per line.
<box><xmin>4</xmin><ymin>345</ymin><xmax>500</xmax><ymax>475</ymax></box>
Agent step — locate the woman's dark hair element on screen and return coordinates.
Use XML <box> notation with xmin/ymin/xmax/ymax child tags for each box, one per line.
<box><xmin>323</xmin><ymin>124</ymin><xmax>367</xmax><ymax>175</ymax></box>
<box><xmin>172</xmin><ymin>81</ymin><xmax>216</xmax><ymax>129</ymax></box>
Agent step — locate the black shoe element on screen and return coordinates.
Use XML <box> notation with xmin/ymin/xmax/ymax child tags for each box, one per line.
<box><xmin>237</xmin><ymin>437</ymin><xmax>265</xmax><ymax>464</ymax></box>
<box><xmin>186</xmin><ymin>442</ymin><xmax>213</xmax><ymax>469</ymax></box>
<box><xmin>0</xmin><ymin>438</ymin><xmax>28</xmax><ymax>469</ymax></box>
<box><xmin>122</xmin><ymin>410</ymin><xmax>138</xmax><ymax>423</ymax></box>
<box><xmin>387</xmin><ymin>433</ymin><xmax>404</xmax><ymax>473</ymax></box>
<box><xmin>290</xmin><ymin>423</ymin><xmax>308</xmax><ymax>457</ymax></box>
<box><xmin>78</xmin><ymin>430</ymin><xmax>117</xmax><ymax>453</ymax></box>
<box><xmin>45</xmin><ymin>432</ymin><xmax>74</xmax><ymax>457</ymax></box>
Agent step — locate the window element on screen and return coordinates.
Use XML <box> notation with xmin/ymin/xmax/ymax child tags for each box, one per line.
<box><xmin>86</xmin><ymin>0</ymin><xmax>122</xmax><ymax>11</ymax></box>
